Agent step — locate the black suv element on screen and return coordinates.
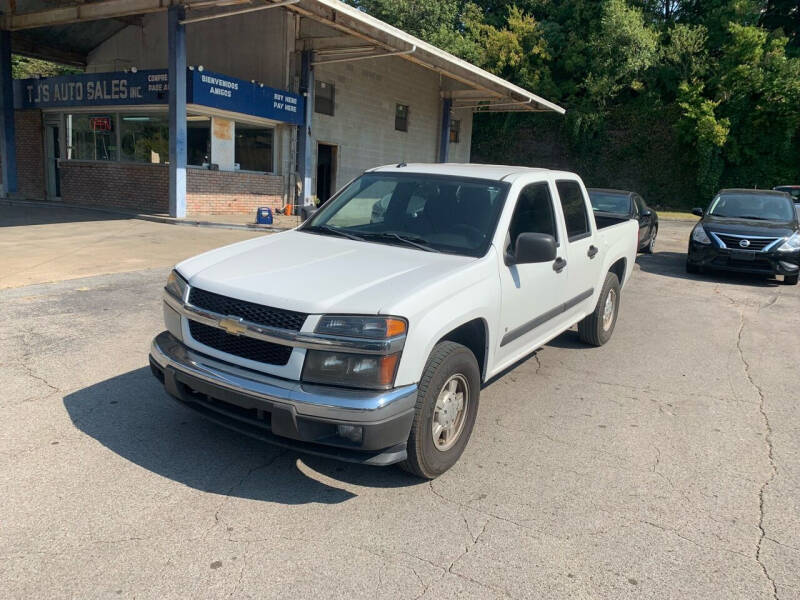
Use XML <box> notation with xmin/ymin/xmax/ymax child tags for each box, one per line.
<box><xmin>687</xmin><ymin>189</ymin><xmax>800</xmax><ymax>285</ymax></box>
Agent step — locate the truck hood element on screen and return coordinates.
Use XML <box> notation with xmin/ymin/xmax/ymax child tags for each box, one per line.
<box><xmin>177</xmin><ymin>230</ymin><xmax>476</xmax><ymax>315</ymax></box>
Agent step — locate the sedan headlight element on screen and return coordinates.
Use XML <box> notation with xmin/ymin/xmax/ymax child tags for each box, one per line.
<box><xmin>692</xmin><ymin>225</ymin><xmax>711</xmax><ymax>245</ymax></box>
<box><xmin>302</xmin><ymin>351</ymin><xmax>401</xmax><ymax>390</ymax></box>
<box><xmin>165</xmin><ymin>270</ymin><xmax>188</xmax><ymax>300</ymax></box>
<box><xmin>777</xmin><ymin>232</ymin><xmax>800</xmax><ymax>253</ymax></box>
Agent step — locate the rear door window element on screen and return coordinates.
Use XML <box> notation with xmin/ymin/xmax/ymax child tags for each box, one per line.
<box><xmin>556</xmin><ymin>180</ymin><xmax>591</xmax><ymax>241</ymax></box>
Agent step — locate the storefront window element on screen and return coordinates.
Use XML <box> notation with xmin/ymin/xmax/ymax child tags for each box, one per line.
<box><xmin>188</xmin><ymin>116</ymin><xmax>211</xmax><ymax>167</ymax></box>
<box><xmin>235</xmin><ymin>123</ymin><xmax>273</xmax><ymax>172</ymax></box>
<box><xmin>67</xmin><ymin>114</ymin><xmax>117</xmax><ymax>161</ymax></box>
<box><xmin>120</xmin><ymin>114</ymin><xmax>169</xmax><ymax>164</ymax></box>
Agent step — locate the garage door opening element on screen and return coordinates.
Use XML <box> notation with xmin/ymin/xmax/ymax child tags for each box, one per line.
<box><xmin>317</xmin><ymin>143</ymin><xmax>338</xmax><ymax>204</ymax></box>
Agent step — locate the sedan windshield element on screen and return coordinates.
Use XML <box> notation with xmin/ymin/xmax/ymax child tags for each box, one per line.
<box><xmin>589</xmin><ymin>192</ymin><xmax>631</xmax><ymax>214</ymax></box>
<box><xmin>775</xmin><ymin>187</ymin><xmax>800</xmax><ymax>201</ymax></box>
<box><xmin>302</xmin><ymin>173</ymin><xmax>510</xmax><ymax>257</ymax></box>
<box><xmin>707</xmin><ymin>193</ymin><xmax>795</xmax><ymax>221</ymax></box>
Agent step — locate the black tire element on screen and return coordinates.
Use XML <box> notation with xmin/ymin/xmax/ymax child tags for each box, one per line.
<box><xmin>578</xmin><ymin>272</ymin><xmax>621</xmax><ymax>347</ymax></box>
<box><xmin>784</xmin><ymin>274</ymin><xmax>799</xmax><ymax>286</ymax></box>
<box><xmin>400</xmin><ymin>342</ymin><xmax>480</xmax><ymax>479</ymax></box>
<box><xmin>643</xmin><ymin>227</ymin><xmax>657</xmax><ymax>254</ymax></box>
<box><xmin>686</xmin><ymin>260</ymin><xmax>700</xmax><ymax>274</ymax></box>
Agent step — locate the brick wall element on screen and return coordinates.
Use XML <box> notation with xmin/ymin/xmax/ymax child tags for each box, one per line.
<box><xmin>60</xmin><ymin>161</ymin><xmax>169</xmax><ymax>213</ymax></box>
<box><xmin>15</xmin><ymin>110</ymin><xmax>46</xmax><ymax>199</ymax></box>
<box><xmin>186</xmin><ymin>168</ymin><xmax>284</xmax><ymax>214</ymax></box>
<box><xmin>0</xmin><ymin>110</ymin><xmax>46</xmax><ymax>198</ymax></box>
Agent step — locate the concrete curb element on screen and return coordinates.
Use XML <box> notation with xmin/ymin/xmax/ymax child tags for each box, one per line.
<box><xmin>1</xmin><ymin>198</ymin><xmax>293</xmax><ymax>232</ymax></box>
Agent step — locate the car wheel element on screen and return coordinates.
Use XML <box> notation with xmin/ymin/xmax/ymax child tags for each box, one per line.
<box><xmin>686</xmin><ymin>260</ymin><xmax>700</xmax><ymax>274</ymax></box>
<box><xmin>643</xmin><ymin>227</ymin><xmax>657</xmax><ymax>254</ymax></box>
<box><xmin>578</xmin><ymin>272</ymin><xmax>621</xmax><ymax>347</ymax></box>
<box><xmin>784</xmin><ymin>274</ymin><xmax>798</xmax><ymax>285</ymax></box>
<box><xmin>400</xmin><ymin>342</ymin><xmax>480</xmax><ymax>479</ymax></box>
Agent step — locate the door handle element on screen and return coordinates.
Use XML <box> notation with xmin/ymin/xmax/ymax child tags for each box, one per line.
<box><xmin>588</xmin><ymin>245</ymin><xmax>599</xmax><ymax>259</ymax></box>
<box><xmin>553</xmin><ymin>257</ymin><xmax>567</xmax><ymax>273</ymax></box>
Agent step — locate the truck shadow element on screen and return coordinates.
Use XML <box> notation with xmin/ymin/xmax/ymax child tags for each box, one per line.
<box><xmin>636</xmin><ymin>251</ymin><xmax>781</xmax><ymax>287</ymax></box>
<box><xmin>63</xmin><ymin>368</ymin><xmax>422</xmax><ymax>505</ymax></box>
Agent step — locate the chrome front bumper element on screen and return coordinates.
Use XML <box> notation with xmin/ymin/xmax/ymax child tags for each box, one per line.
<box><xmin>149</xmin><ymin>332</ymin><xmax>418</xmax><ymax>465</ymax></box>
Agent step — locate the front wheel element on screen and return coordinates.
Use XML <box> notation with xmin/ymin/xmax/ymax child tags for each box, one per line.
<box><xmin>400</xmin><ymin>342</ymin><xmax>480</xmax><ymax>479</ymax></box>
<box><xmin>578</xmin><ymin>272</ymin><xmax>621</xmax><ymax>347</ymax></box>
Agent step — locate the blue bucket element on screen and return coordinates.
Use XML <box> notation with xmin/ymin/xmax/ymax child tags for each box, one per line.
<box><xmin>256</xmin><ymin>207</ymin><xmax>273</xmax><ymax>225</ymax></box>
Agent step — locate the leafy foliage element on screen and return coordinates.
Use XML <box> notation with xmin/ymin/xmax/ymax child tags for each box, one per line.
<box><xmin>347</xmin><ymin>0</ymin><xmax>800</xmax><ymax>207</ymax></box>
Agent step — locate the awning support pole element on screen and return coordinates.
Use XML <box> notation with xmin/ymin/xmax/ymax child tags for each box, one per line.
<box><xmin>0</xmin><ymin>29</ymin><xmax>17</xmax><ymax>196</ymax></box>
<box><xmin>438</xmin><ymin>98</ymin><xmax>452</xmax><ymax>164</ymax></box>
<box><xmin>297</xmin><ymin>50</ymin><xmax>314</xmax><ymax>205</ymax></box>
<box><xmin>168</xmin><ymin>5</ymin><xmax>187</xmax><ymax>218</ymax></box>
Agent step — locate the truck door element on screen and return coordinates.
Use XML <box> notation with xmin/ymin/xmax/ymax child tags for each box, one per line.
<box><xmin>553</xmin><ymin>179</ymin><xmax>603</xmax><ymax>321</ymax></box>
<box><xmin>496</xmin><ymin>181</ymin><xmax>573</xmax><ymax>366</ymax></box>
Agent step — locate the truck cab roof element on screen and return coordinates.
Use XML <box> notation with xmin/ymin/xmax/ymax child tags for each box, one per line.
<box><xmin>368</xmin><ymin>163</ymin><xmax>573</xmax><ymax>184</ymax></box>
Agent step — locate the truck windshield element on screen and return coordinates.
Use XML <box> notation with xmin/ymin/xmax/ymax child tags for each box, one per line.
<box><xmin>589</xmin><ymin>191</ymin><xmax>631</xmax><ymax>214</ymax></box>
<box><xmin>302</xmin><ymin>173</ymin><xmax>510</xmax><ymax>257</ymax></box>
<box><xmin>707</xmin><ymin>193</ymin><xmax>795</xmax><ymax>221</ymax></box>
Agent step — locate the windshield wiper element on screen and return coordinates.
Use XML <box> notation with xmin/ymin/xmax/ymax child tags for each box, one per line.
<box><xmin>363</xmin><ymin>232</ymin><xmax>441</xmax><ymax>253</ymax></box>
<box><xmin>738</xmin><ymin>215</ymin><xmax>769</xmax><ymax>221</ymax></box>
<box><xmin>306</xmin><ymin>225</ymin><xmax>365</xmax><ymax>241</ymax></box>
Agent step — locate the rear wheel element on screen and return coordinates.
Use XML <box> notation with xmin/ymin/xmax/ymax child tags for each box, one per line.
<box><xmin>578</xmin><ymin>272</ymin><xmax>621</xmax><ymax>347</ymax></box>
<box><xmin>400</xmin><ymin>342</ymin><xmax>480</xmax><ymax>479</ymax></box>
<box><xmin>643</xmin><ymin>227</ymin><xmax>657</xmax><ymax>254</ymax></box>
<box><xmin>784</xmin><ymin>274</ymin><xmax>798</xmax><ymax>285</ymax></box>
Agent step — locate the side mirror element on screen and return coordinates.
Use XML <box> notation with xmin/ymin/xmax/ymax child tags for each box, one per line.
<box><xmin>692</xmin><ymin>208</ymin><xmax>704</xmax><ymax>217</ymax></box>
<box><xmin>300</xmin><ymin>205</ymin><xmax>318</xmax><ymax>221</ymax></box>
<box><xmin>642</xmin><ymin>209</ymin><xmax>652</xmax><ymax>217</ymax></box>
<box><xmin>506</xmin><ymin>232</ymin><xmax>558</xmax><ymax>266</ymax></box>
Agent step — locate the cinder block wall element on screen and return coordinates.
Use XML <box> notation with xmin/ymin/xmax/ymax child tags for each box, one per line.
<box><xmin>186</xmin><ymin>169</ymin><xmax>284</xmax><ymax>214</ymax></box>
<box><xmin>60</xmin><ymin>162</ymin><xmax>169</xmax><ymax>212</ymax></box>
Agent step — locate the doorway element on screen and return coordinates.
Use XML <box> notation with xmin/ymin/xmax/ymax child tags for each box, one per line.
<box><xmin>44</xmin><ymin>121</ymin><xmax>61</xmax><ymax>199</ymax></box>
<box><xmin>316</xmin><ymin>143</ymin><xmax>337</xmax><ymax>204</ymax></box>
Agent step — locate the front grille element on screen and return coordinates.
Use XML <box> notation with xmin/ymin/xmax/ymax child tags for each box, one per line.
<box><xmin>189</xmin><ymin>320</ymin><xmax>293</xmax><ymax>366</ymax></box>
<box><xmin>189</xmin><ymin>287</ymin><xmax>307</xmax><ymax>331</ymax></box>
<box><xmin>714</xmin><ymin>233</ymin><xmax>779</xmax><ymax>252</ymax></box>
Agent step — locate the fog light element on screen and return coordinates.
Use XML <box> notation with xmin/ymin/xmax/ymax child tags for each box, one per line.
<box><xmin>337</xmin><ymin>425</ymin><xmax>363</xmax><ymax>444</ymax></box>
<box><xmin>779</xmin><ymin>261</ymin><xmax>799</xmax><ymax>272</ymax></box>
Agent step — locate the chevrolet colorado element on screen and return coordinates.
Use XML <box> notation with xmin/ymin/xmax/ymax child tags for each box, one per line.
<box><xmin>150</xmin><ymin>164</ymin><xmax>638</xmax><ymax>478</ymax></box>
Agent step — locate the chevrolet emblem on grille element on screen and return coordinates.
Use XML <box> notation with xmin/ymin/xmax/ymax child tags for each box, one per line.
<box><xmin>219</xmin><ymin>317</ymin><xmax>247</xmax><ymax>336</ymax></box>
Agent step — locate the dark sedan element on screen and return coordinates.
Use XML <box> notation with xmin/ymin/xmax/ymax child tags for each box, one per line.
<box><xmin>588</xmin><ymin>188</ymin><xmax>659</xmax><ymax>253</ymax></box>
<box><xmin>774</xmin><ymin>185</ymin><xmax>800</xmax><ymax>202</ymax></box>
<box><xmin>687</xmin><ymin>189</ymin><xmax>800</xmax><ymax>285</ymax></box>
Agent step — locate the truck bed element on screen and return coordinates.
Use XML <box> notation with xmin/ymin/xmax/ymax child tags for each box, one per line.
<box><xmin>593</xmin><ymin>211</ymin><xmax>632</xmax><ymax>230</ymax></box>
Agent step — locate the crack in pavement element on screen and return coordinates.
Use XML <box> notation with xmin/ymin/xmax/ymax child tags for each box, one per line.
<box><xmin>736</xmin><ymin>311</ymin><xmax>779</xmax><ymax>600</ymax></box>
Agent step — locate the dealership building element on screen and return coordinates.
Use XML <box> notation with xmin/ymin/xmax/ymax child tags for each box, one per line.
<box><xmin>0</xmin><ymin>0</ymin><xmax>564</xmax><ymax>217</ymax></box>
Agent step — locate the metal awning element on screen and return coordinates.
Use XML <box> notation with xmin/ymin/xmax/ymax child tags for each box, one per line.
<box><xmin>1</xmin><ymin>0</ymin><xmax>565</xmax><ymax>114</ymax></box>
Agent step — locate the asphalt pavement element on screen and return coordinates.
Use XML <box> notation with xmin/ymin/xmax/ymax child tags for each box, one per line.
<box><xmin>1</xmin><ymin>209</ymin><xmax>798</xmax><ymax>599</ymax></box>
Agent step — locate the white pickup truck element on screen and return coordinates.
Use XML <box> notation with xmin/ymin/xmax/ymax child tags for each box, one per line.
<box><xmin>150</xmin><ymin>164</ymin><xmax>638</xmax><ymax>478</ymax></box>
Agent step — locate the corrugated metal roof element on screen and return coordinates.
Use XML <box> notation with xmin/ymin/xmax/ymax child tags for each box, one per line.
<box><xmin>2</xmin><ymin>0</ymin><xmax>565</xmax><ymax>114</ymax></box>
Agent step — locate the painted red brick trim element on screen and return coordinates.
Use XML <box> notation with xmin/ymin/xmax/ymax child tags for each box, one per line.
<box><xmin>186</xmin><ymin>168</ymin><xmax>284</xmax><ymax>215</ymax></box>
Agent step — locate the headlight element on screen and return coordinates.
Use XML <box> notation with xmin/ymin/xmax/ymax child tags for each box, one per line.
<box><xmin>302</xmin><ymin>351</ymin><xmax>401</xmax><ymax>390</ymax></box>
<box><xmin>692</xmin><ymin>225</ymin><xmax>711</xmax><ymax>245</ymax></box>
<box><xmin>777</xmin><ymin>232</ymin><xmax>800</xmax><ymax>252</ymax></box>
<box><xmin>165</xmin><ymin>270</ymin><xmax>188</xmax><ymax>300</ymax></box>
<box><xmin>315</xmin><ymin>315</ymin><xmax>407</xmax><ymax>339</ymax></box>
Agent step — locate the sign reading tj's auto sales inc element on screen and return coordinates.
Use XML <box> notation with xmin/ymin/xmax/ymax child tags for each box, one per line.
<box><xmin>13</xmin><ymin>68</ymin><xmax>305</xmax><ymax>126</ymax></box>
<box><xmin>14</xmin><ymin>70</ymin><xmax>171</xmax><ymax>108</ymax></box>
